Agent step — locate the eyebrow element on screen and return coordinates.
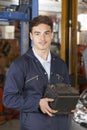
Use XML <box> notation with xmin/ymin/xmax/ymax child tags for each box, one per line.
<box><xmin>34</xmin><ymin>31</ymin><xmax>40</xmax><ymax>34</ymax></box>
<box><xmin>34</xmin><ymin>30</ymin><xmax>51</xmax><ymax>34</ymax></box>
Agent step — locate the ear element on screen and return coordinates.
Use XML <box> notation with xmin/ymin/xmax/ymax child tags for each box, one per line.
<box><xmin>30</xmin><ymin>32</ymin><xmax>33</xmax><ymax>40</ymax></box>
<box><xmin>51</xmin><ymin>32</ymin><xmax>54</xmax><ymax>39</ymax></box>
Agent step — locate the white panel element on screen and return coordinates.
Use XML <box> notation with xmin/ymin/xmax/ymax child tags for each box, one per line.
<box><xmin>39</xmin><ymin>0</ymin><xmax>61</xmax><ymax>13</ymax></box>
<box><xmin>0</xmin><ymin>0</ymin><xmax>19</xmax><ymax>5</ymax></box>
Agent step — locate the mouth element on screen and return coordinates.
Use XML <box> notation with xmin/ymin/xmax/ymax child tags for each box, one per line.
<box><xmin>40</xmin><ymin>41</ymin><xmax>47</xmax><ymax>45</ymax></box>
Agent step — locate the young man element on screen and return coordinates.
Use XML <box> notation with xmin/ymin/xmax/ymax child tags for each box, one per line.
<box><xmin>3</xmin><ymin>15</ymin><xmax>70</xmax><ymax>130</ymax></box>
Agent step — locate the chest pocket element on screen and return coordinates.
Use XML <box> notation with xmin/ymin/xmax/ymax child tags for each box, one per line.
<box><xmin>24</xmin><ymin>73</ymin><xmax>46</xmax><ymax>92</ymax></box>
<box><xmin>25</xmin><ymin>75</ymin><xmax>39</xmax><ymax>84</ymax></box>
<box><xmin>50</xmin><ymin>72</ymin><xmax>64</xmax><ymax>84</ymax></box>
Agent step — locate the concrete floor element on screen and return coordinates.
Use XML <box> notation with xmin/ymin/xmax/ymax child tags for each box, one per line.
<box><xmin>0</xmin><ymin>119</ymin><xmax>20</xmax><ymax>130</ymax></box>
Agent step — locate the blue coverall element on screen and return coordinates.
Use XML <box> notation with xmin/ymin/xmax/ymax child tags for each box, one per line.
<box><xmin>3</xmin><ymin>49</ymin><xmax>70</xmax><ymax>130</ymax></box>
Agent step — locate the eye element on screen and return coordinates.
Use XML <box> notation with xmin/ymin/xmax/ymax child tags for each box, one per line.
<box><xmin>45</xmin><ymin>31</ymin><xmax>51</xmax><ymax>35</ymax></box>
<box><xmin>35</xmin><ymin>32</ymin><xmax>40</xmax><ymax>36</ymax></box>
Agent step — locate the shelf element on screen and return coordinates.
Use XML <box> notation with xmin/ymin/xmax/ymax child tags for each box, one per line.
<box><xmin>39</xmin><ymin>0</ymin><xmax>61</xmax><ymax>13</ymax></box>
<box><xmin>0</xmin><ymin>0</ymin><xmax>38</xmax><ymax>54</ymax></box>
<box><xmin>0</xmin><ymin>11</ymin><xmax>30</xmax><ymax>21</ymax></box>
<box><xmin>0</xmin><ymin>0</ymin><xmax>19</xmax><ymax>6</ymax></box>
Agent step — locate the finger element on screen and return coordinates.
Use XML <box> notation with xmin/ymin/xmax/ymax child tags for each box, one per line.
<box><xmin>46</xmin><ymin>105</ymin><xmax>58</xmax><ymax>114</ymax></box>
<box><xmin>71</xmin><ymin>109</ymin><xmax>77</xmax><ymax>113</ymax></box>
<box><xmin>52</xmin><ymin>109</ymin><xmax>58</xmax><ymax>113</ymax></box>
<box><xmin>46</xmin><ymin>98</ymin><xmax>54</xmax><ymax>102</ymax></box>
<box><xmin>45</xmin><ymin>108</ymin><xmax>58</xmax><ymax>116</ymax></box>
<box><xmin>48</xmin><ymin>108</ymin><xmax>58</xmax><ymax>114</ymax></box>
<box><xmin>83</xmin><ymin>107</ymin><xmax>87</xmax><ymax>112</ymax></box>
<box><xmin>45</xmin><ymin>109</ymin><xmax>55</xmax><ymax>117</ymax></box>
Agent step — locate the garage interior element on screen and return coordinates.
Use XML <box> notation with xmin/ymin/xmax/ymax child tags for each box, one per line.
<box><xmin>0</xmin><ymin>0</ymin><xmax>87</xmax><ymax>130</ymax></box>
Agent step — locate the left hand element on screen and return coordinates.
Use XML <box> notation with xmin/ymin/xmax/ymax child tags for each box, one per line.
<box><xmin>83</xmin><ymin>107</ymin><xmax>87</xmax><ymax>112</ymax></box>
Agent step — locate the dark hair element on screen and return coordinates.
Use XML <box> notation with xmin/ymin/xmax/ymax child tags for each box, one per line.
<box><xmin>29</xmin><ymin>15</ymin><xmax>53</xmax><ymax>32</ymax></box>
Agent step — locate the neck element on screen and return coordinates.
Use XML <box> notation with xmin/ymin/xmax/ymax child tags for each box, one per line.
<box><xmin>33</xmin><ymin>47</ymin><xmax>49</xmax><ymax>60</ymax></box>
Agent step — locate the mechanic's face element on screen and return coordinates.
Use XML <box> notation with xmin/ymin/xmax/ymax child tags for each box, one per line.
<box><xmin>30</xmin><ymin>24</ymin><xmax>53</xmax><ymax>51</ymax></box>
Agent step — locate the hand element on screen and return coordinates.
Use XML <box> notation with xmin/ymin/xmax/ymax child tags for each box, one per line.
<box><xmin>83</xmin><ymin>107</ymin><xmax>87</xmax><ymax>112</ymax></box>
<box><xmin>39</xmin><ymin>98</ymin><xmax>58</xmax><ymax>117</ymax></box>
<box><xmin>71</xmin><ymin>107</ymin><xmax>87</xmax><ymax>113</ymax></box>
<box><xmin>71</xmin><ymin>109</ymin><xmax>77</xmax><ymax>113</ymax></box>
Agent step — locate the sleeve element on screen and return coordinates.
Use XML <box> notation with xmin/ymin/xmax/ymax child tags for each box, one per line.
<box><xmin>64</xmin><ymin>64</ymin><xmax>70</xmax><ymax>84</ymax></box>
<box><xmin>61</xmin><ymin>61</ymin><xmax>70</xmax><ymax>84</ymax></box>
<box><xmin>3</xmin><ymin>62</ymin><xmax>40</xmax><ymax>113</ymax></box>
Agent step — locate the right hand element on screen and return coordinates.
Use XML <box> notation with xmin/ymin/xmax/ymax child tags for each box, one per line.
<box><xmin>39</xmin><ymin>98</ymin><xmax>58</xmax><ymax>117</ymax></box>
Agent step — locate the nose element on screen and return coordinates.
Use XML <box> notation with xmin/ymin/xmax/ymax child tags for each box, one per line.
<box><xmin>40</xmin><ymin>34</ymin><xmax>45</xmax><ymax>40</ymax></box>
